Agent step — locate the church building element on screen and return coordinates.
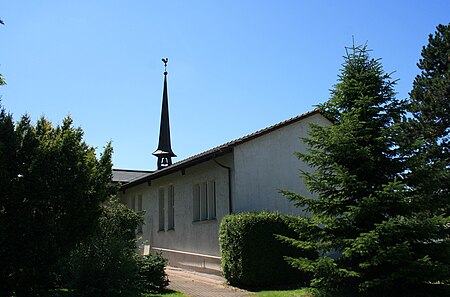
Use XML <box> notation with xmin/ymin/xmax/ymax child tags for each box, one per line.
<box><xmin>114</xmin><ymin>60</ymin><xmax>330</xmax><ymax>274</ymax></box>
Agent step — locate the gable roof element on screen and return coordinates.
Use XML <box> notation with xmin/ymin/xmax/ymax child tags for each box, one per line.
<box><xmin>120</xmin><ymin>109</ymin><xmax>320</xmax><ymax>190</ymax></box>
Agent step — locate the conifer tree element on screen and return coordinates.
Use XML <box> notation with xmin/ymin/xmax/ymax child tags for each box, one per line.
<box><xmin>406</xmin><ymin>23</ymin><xmax>450</xmax><ymax>215</ymax></box>
<box><xmin>283</xmin><ymin>43</ymin><xmax>450</xmax><ymax>296</ymax></box>
<box><xmin>0</xmin><ymin>18</ymin><xmax>5</xmax><ymax>86</ymax></box>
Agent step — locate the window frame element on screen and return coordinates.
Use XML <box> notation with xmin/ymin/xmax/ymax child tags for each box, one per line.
<box><xmin>193</xmin><ymin>180</ymin><xmax>216</xmax><ymax>222</ymax></box>
<box><xmin>167</xmin><ymin>184</ymin><xmax>175</xmax><ymax>230</ymax></box>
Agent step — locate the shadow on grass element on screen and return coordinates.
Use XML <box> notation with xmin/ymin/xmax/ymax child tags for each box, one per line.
<box><xmin>43</xmin><ymin>289</ymin><xmax>75</xmax><ymax>297</ymax></box>
<box><xmin>44</xmin><ymin>288</ymin><xmax>185</xmax><ymax>297</ymax></box>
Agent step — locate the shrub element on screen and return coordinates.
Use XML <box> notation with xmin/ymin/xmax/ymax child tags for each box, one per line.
<box><xmin>219</xmin><ymin>212</ymin><xmax>315</xmax><ymax>288</ymax></box>
<box><xmin>61</xmin><ymin>197</ymin><xmax>169</xmax><ymax>296</ymax></box>
<box><xmin>64</xmin><ymin>237</ymin><xmax>139</xmax><ymax>297</ymax></box>
<box><xmin>62</xmin><ymin>197</ymin><xmax>142</xmax><ymax>297</ymax></box>
<box><xmin>137</xmin><ymin>253</ymin><xmax>170</xmax><ymax>293</ymax></box>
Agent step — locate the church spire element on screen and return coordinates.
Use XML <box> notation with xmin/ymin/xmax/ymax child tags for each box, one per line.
<box><xmin>153</xmin><ymin>58</ymin><xmax>176</xmax><ymax>170</ymax></box>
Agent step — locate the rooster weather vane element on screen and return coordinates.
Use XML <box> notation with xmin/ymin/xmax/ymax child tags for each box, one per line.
<box><xmin>162</xmin><ymin>58</ymin><xmax>168</xmax><ymax>74</ymax></box>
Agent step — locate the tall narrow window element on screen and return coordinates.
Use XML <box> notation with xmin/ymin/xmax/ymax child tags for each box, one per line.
<box><xmin>130</xmin><ymin>196</ymin><xmax>136</xmax><ymax>211</ymax></box>
<box><xmin>158</xmin><ymin>188</ymin><xmax>165</xmax><ymax>231</ymax></box>
<box><xmin>200</xmin><ymin>182</ymin><xmax>208</xmax><ymax>220</ymax></box>
<box><xmin>193</xmin><ymin>180</ymin><xmax>216</xmax><ymax>222</ymax></box>
<box><xmin>207</xmin><ymin>181</ymin><xmax>216</xmax><ymax>219</ymax></box>
<box><xmin>137</xmin><ymin>194</ymin><xmax>143</xmax><ymax>211</ymax></box>
<box><xmin>137</xmin><ymin>194</ymin><xmax>143</xmax><ymax>233</ymax></box>
<box><xmin>193</xmin><ymin>184</ymin><xmax>200</xmax><ymax>221</ymax></box>
<box><xmin>168</xmin><ymin>185</ymin><xmax>174</xmax><ymax>230</ymax></box>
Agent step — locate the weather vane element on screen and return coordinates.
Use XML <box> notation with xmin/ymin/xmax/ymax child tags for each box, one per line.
<box><xmin>162</xmin><ymin>58</ymin><xmax>168</xmax><ymax>74</ymax></box>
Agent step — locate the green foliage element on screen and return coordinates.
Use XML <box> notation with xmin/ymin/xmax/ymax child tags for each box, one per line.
<box><xmin>284</xmin><ymin>42</ymin><xmax>450</xmax><ymax>296</ymax></box>
<box><xmin>219</xmin><ymin>212</ymin><xmax>315</xmax><ymax>288</ymax></box>
<box><xmin>0</xmin><ymin>19</ymin><xmax>4</xmax><ymax>86</ymax></box>
<box><xmin>62</xmin><ymin>197</ymin><xmax>142</xmax><ymax>297</ymax></box>
<box><xmin>406</xmin><ymin>23</ymin><xmax>450</xmax><ymax>215</ymax></box>
<box><xmin>137</xmin><ymin>253</ymin><xmax>170</xmax><ymax>293</ymax></box>
<box><xmin>255</xmin><ymin>288</ymin><xmax>317</xmax><ymax>297</ymax></box>
<box><xmin>62</xmin><ymin>197</ymin><xmax>169</xmax><ymax>296</ymax></box>
<box><xmin>0</xmin><ymin>106</ymin><xmax>113</xmax><ymax>296</ymax></box>
<box><xmin>143</xmin><ymin>289</ymin><xmax>186</xmax><ymax>297</ymax></box>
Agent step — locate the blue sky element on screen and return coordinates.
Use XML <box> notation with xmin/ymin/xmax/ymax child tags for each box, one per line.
<box><xmin>1</xmin><ymin>1</ymin><xmax>449</xmax><ymax>170</ymax></box>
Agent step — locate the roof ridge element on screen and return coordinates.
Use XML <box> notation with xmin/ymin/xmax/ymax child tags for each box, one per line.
<box><xmin>112</xmin><ymin>168</ymin><xmax>153</xmax><ymax>173</ymax></box>
<box><xmin>121</xmin><ymin>108</ymin><xmax>321</xmax><ymax>189</ymax></box>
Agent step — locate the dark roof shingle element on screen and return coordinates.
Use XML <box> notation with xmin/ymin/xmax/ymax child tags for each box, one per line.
<box><xmin>112</xmin><ymin>169</ymin><xmax>153</xmax><ymax>184</ymax></box>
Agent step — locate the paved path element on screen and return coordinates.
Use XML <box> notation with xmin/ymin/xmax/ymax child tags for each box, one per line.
<box><xmin>166</xmin><ymin>267</ymin><xmax>254</xmax><ymax>297</ymax></box>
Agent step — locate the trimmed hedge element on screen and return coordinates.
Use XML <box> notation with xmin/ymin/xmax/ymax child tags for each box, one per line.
<box><xmin>219</xmin><ymin>212</ymin><xmax>314</xmax><ymax>288</ymax></box>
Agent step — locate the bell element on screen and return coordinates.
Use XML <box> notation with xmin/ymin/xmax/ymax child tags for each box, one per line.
<box><xmin>161</xmin><ymin>158</ymin><xmax>169</xmax><ymax>165</ymax></box>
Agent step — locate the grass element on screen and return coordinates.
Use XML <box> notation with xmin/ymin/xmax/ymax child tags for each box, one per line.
<box><xmin>43</xmin><ymin>288</ymin><xmax>187</xmax><ymax>297</ymax></box>
<box><xmin>254</xmin><ymin>288</ymin><xmax>316</xmax><ymax>297</ymax></box>
<box><xmin>148</xmin><ymin>287</ymin><xmax>316</xmax><ymax>297</ymax></box>
<box><xmin>43</xmin><ymin>289</ymin><xmax>74</xmax><ymax>297</ymax></box>
<box><xmin>143</xmin><ymin>289</ymin><xmax>187</xmax><ymax>297</ymax></box>
<box><xmin>43</xmin><ymin>284</ymin><xmax>316</xmax><ymax>297</ymax></box>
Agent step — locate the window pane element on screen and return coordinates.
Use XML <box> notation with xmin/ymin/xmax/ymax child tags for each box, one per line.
<box><xmin>159</xmin><ymin>188</ymin><xmax>165</xmax><ymax>231</ymax></box>
<box><xmin>137</xmin><ymin>194</ymin><xmax>143</xmax><ymax>233</ymax></box>
<box><xmin>208</xmin><ymin>181</ymin><xmax>216</xmax><ymax>219</ymax></box>
<box><xmin>137</xmin><ymin>194</ymin><xmax>143</xmax><ymax>211</ymax></box>
<box><xmin>200</xmin><ymin>182</ymin><xmax>208</xmax><ymax>220</ymax></box>
<box><xmin>193</xmin><ymin>184</ymin><xmax>200</xmax><ymax>221</ymax></box>
<box><xmin>168</xmin><ymin>185</ymin><xmax>174</xmax><ymax>229</ymax></box>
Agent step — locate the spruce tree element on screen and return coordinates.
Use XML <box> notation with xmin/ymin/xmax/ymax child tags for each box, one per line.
<box><xmin>0</xmin><ymin>18</ymin><xmax>5</xmax><ymax>86</ymax></box>
<box><xmin>396</xmin><ymin>23</ymin><xmax>450</xmax><ymax>295</ymax></box>
<box><xmin>406</xmin><ymin>23</ymin><xmax>450</xmax><ymax>215</ymax></box>
<box><xmin>283</xmin><ymin>43</ymin><xmax>449</xmax><ymax>296</ymax></box>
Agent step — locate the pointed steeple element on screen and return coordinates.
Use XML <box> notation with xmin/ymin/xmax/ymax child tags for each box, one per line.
<box><xmin>153</xmin><ymin>58</ymin><xmax>176</xmax><ymax>170</ymax></box>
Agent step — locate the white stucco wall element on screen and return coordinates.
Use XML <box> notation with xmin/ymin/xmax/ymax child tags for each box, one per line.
<box><xmin>119</xmin><ymin>154</ymin><xmax>232</xmax><ymax>259</ymax></box>
<box><xmin>117</xmin><ymin>112</ymin><xmax>330</xmax><ymax>272</ymax></box>
<box><xmin>232</xmin><ymin>113</ymin><xmax>330</xmax><ymax>215</ymax></box>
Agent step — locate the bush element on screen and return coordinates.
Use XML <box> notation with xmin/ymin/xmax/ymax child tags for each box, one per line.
<box><xmin>64</xmin><ymin>238</ymin><xmax>139</xmax><ymax>297</ymax></box>
<box><xmin>219</xmin><ymin>212</ymin><xmax>315</xmax><ymax>288</ymax></box>
<box><xmin>61</xmin><ymin>198</ymin><xmax>142</xmax><ymax>297</ymax></box>
<box><xmin>61</xmin><ymin>197</ymin><xmax>169</xmax><ymax>296</ymax></box>
<box><xmin>137</xmin><ymin>253</ymin><xmax>170</xmax><ymax>293</ymax></box>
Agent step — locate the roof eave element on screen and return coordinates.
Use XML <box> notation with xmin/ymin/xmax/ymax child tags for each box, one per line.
<box><xmin>121</xmin><ymin>146</ymin><xmax>233</xmax><ymax>190</ymax></box>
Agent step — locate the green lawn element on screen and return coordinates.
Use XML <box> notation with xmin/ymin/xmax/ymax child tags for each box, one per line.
<box><xmin>143</xmin><ymin>289</ymin><xmax>187</xmax><ymax>297</ymax></box>
<box><xmin>45</xmin><ymin>286</ymin><xmax>315</xmax><ymax>297</ymax></box>
<box><xmin>254</xmin><ymin>288</ymin><xmax>316</xmax><ymax>297</ymax></box>
<box><xmin>144</xmin><ymin>288</ymin><xmax>315</xmax><ymax>297</ymax></box>
<box><xmin>44</xmin><ymin>285</ymin><xmax>316</xmax><ymax>297</ymax></box>
<box><xmin>44</xmin><ymin>288</ymin><xmax>186</xmax><ymax>297</ymax></box>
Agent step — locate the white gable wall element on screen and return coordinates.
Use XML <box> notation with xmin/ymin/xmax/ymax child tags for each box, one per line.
<box><xmin>233</xmin><ymin>113</ymin><xmax>330</xmax><ymax>215</ymax></box>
